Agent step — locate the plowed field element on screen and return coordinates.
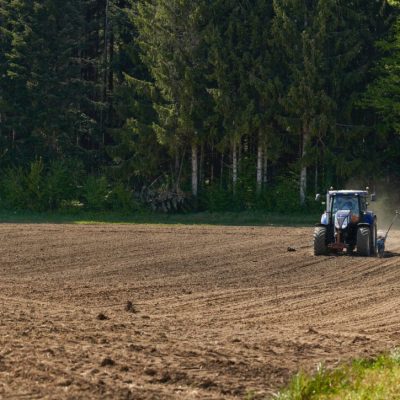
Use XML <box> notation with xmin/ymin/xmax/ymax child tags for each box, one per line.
<box><xmin>1</xmin><ymin>224</ymin><xmax>400</xmax><ymax>399</ymax></box>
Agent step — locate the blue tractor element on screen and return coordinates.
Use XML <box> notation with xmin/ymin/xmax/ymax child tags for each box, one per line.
<box><xmin>314</xmin><ymin>190</ymin><xmax>377</xmax><ymax>256</ymax></box>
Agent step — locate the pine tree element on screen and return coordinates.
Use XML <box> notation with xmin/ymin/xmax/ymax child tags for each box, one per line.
<box><xmin>107</xmin><ymin>0</ymin><xmax>164</xmax><ymax>187</ymax></box>
<box><xmin>363</xmin><ymin>8</ymin><xmax>400</xmax><ymax>133</ymax></box>
<box><xmin>135</xmin><ymin>0</ymin><xmax>211</xmax><ymax>197</ymax></box>
<box><xmin>0</xmin><ymin>0</ymin><xmax>35</xmax><ymax>165</ymax></box>
<box><xmin>0</xmin><ymin>0</ymin><xmax>13</xmax><ymax>164</ymax></box>
<box><xmin>273</xmin><ymin>0</ymin><xmax>336</xmax><ymax>204</ymax></box>
<box><xmin>322</xmin><ymin>0</ymin><xmax>391</xmax><ymax>182</ymax></box>
<box><xmin>206</xmin><ymin>1</ymin><xmax>281</xmax><ymax>198</ymax></box>
<box><xmin>360</xmin><ymin>1</ymin><xmax>400</xmax><ymax>177</ymax></box>
<box><xmin>247</xmin><ymin>0</ymin><xmax>277</xmax><ymax>194</ymax></box>
<box><xmin>1</xmin><ymin>0</ymin><xmax>94</xmax><ymax>164</ymax></box>
<box><xmin>207</xmin><ymin>0</ymin><xmax>250</xmax><ymax>192</ymax></box>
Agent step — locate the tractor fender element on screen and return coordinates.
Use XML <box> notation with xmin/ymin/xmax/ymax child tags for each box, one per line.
<box><xmin>363</xmin><ymin>212</ymin><xmax>375</xmax><ymax>225</ymax></box>
<box><xmin>357</xmin><ymin>222</ymin><xmax>371</xmax><ymax>229</ymax></box>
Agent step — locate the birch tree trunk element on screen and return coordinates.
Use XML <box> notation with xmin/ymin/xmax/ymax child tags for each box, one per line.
<box><xmin>191</xmin><ymin>142</ymin><xmax>198</xmax><ymax>197</ymax></box>
<box><xmin>300</xmin><ymin>130</ymin><xmax>309</xmax><ymax>206</ymax></box>
<box><xmin>263</xmin><ymin>145</ymin><xmax>268</xmax><ymax>185</ymax></box>
<box><xmin>232</xmin><ymin>141</ymin><xmax>238</xmax><ymax>193</ymax></box>
<box><xmin>174</xmin><ymin>151</ymin><xmax>180</xmax><ymax>190</ymax></box>
<box><xmin>199</xmin><ymin>143</ymin><xmax>204</xmax><ymax>190</ymax></box>
<box><xmin>256</xmin><ymin>131</ymin><xmax>263</xmax><ymax>194</ymax></box>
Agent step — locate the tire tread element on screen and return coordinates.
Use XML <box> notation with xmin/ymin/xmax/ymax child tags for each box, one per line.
<box><xmin>314</xmin><ymin>227</ymin><xmax>328</xmax><ymax>255</ymax></box>
<box><xmin>357</xmin><ymin>227</ymin><xmax>371</xmax><ymax>257</ymax></box>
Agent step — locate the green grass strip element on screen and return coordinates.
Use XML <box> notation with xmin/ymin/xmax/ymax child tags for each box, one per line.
<box><xmin>0</xmin><ymin>210</ymin><xmax>318</xmax><ymax>227</ymax></box>
<box><xmin>276</xmin><ymin>349</ymin><xmax>400</xmax><ymax>400</ymax></box>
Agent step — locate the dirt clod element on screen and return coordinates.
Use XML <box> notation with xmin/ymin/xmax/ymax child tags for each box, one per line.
<box><xmin>128</xmin><ymin>344</ymin><xmax>144</xmax><ymax>352</ymax></box>
<box><xmin>59</xmin><ymin>379</ymin><xmax>73</xmax><ymax>387</ymax></box>
<box><xmin>97</xmin><ymin>313</ymin><xmax>109</xmax><ymax>321</ymax></box>
<box><xmin>352</xmin><ymin>336</ymin><xmax>370</xmax><ymax>344</ymax></box>
<box><xmin>158</xmin><ymin>371</ymin><xmax>171</xmax><ymax>383</ymax></box>
<box><xmin>144</xmin><ymin>367</ymin><xmax>157</xmax><ymax>376</ymax></box>
<box><xmin>100</xmin><ymin>358</ymin><xmax>115</xmax><ymax>367</ymax></box>
<box><xmin>125</xmin><ymin>301</ymin><xmax>136</xmax><ymax>313</ymax></box>
<box><xmin>199</xmin><ymin>378</ymin><xmax>216</xmax><ymax>389</ymax></box>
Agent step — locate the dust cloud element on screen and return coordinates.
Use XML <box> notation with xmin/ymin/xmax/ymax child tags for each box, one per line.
<box><xmin>344</xmin><ymin>178</ymin><xmax>400</xmax><ymax>236</ymax></box>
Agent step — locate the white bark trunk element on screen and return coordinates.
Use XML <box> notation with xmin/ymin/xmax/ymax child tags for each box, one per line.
<box><xmin>232</xmin><ymin>142</ymin><xmax>237</xmax><ymax>192</ymax></box>
<box><xmin>191</xmin><ymin>143</ymin><xmax>198</xmax><ymax>197</ymax></box>
<box><xmin>263</xmin><ymin>146</ymin><xmax>268</xmax><ymax>185</ymax></box>
<box><xmin>199</xmin><ymin>143</ymin><xmax>204</xmax><ymax>189</ymax></box>
<box><xmin>256</xmin><ymin>139</ymin><xmax>263</xmax><ymax>194</ymax></box>
<box><xmin>300</xmin><ymin>131</ymin><xmax>309</xmax><ymax>205</ymax></box>
<box><xmin>300</xmin><ymin>166</ymin><xmax>307</xmax><ymax>205</ymax></box>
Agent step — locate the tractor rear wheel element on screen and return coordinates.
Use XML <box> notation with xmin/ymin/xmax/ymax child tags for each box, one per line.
<box><xmin>314</xmin><ymin>226</ymin><xmax>328</xmax><ymax>255</ymax></box>
<box><xmin>357</xmin><ymin>227</ymin><xmax>371</xmax><ymax>257</ymax></box>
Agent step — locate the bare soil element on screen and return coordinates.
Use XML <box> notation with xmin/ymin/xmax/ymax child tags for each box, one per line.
<box><xmin>1</xmin><ymin>223</ymin><xmax>400</xmax><ymax>399</ymax></box>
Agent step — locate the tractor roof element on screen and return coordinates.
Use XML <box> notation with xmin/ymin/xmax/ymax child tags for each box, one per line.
<box><xmin>329</xmin><ymin>190</ymin><xmax>368</xmax><ymax>196</ymax></box>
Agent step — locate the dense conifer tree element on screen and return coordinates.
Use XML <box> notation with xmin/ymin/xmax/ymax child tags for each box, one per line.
<box><xmin>207</xmin><ymin>0</ymin><xmax>277</xmax><ymax>194</ymax></box>
<box><xmin>0</xmin><ymin>0</ymin><xmax>397</xmax><ymax>211</ymax></box>
<box><xmin>360</xmin><ymin>1</ymin><xmax>400</xmax><ymax>177</ymax></box>
<box><xmin>135</xmin><ymin>0</ymin><xmax>211</xmax><ymax>196</ymax></box>
<box><xmin>273</xmin><ymin>0</ymin><xmax>336</xmax><ymax>204</ymax></box>
<box><xmin>107</xmin><ymin>0</ymin><xmax>164</xmax><ymax>187</ymax></box>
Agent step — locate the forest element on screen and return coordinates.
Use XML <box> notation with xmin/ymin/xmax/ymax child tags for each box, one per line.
<box><xmin>0</xmin><ymin>0</ymin><xmax>399</xmax><ymax>213</ymax></box>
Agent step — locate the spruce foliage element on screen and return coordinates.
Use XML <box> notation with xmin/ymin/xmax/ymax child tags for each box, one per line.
<box><xmin>0</xmin><ymin>0</ymin><xmax>397</xmax><ymax>212</ymax></box>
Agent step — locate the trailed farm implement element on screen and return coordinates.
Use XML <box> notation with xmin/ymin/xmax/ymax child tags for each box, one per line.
<box><xmin>377</xmin><ymin>211</ymin><xmax>399</xmax><ymax>258</ymax></box>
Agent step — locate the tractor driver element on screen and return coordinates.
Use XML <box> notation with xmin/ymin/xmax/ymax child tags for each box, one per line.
<box><xmin>343</xmin><ymin>200</ymin><xmax>353</xmax><ymax>210</ymax></box>
<box><xmin>342</xmin><ymin>198</ymin><xmax>360</xmax><ymax>220</ymax></box>
<box><xmin>335</xmin><ymin>198</ymin><xmax>353</xmax><ymax>211</ymax></box>
<box><xmin>333</xmin><ymin>196</ymin><xmax>358</xmax><ymax>214</ymax></box>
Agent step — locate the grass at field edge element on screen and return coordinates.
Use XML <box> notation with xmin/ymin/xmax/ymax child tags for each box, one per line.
<box><xmin>272</xmin><ymin>349</ymin><xmax>400</xmax><ymax>400</ymax></box>
<box><xmin>0</xmin><ymin>210</ymin><xmax>319</xmax><ymax>227</ymax></box>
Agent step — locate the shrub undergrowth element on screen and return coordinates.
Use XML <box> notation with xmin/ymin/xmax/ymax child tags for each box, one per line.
<box><xmin>0</xmin><ymin>160</ymin><xmax>323</xmax><ymax>214</ymax></box>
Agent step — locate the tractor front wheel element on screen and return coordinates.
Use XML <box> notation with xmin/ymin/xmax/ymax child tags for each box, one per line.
<box><xmin>314</xmin><ymin>226</ymin><xmax>328</xmax><ymax>255</ymax></box>
<box><xmin>357</xmin><ymin>227</ymin><xmax>371</xmax><ymax>257</ymax></box>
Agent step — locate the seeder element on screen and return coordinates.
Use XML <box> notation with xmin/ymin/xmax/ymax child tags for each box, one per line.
<box><xmin>377</xmin><ymin>211</ymin><xmax>399</xmax><ymax>258</ymax></box>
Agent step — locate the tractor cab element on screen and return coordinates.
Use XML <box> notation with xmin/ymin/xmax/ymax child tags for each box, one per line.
<box><xmin>314</xmin><ymin>190</ymin><xmax>377</xmax><ymax>256</ymax></box>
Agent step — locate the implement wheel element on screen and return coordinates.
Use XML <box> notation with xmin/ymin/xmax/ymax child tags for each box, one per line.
<box><xmin>314</xmin><ymin>226</ymin><xmax>328</xmax><ymax>255</ymax></box>
<box><xmin>357</xmin><ymin>227</ymin><xmax>371</xmax><ymax>257</ymax></box>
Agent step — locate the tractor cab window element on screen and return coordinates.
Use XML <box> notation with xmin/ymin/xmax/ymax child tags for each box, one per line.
<box><xmin>360</xmin><ymin>196</ymin><xmax>367</xmax><ymax>212</ymax></box>
<box><xmin>332</xmin><ymin>195</ymin><xmax>360</xmax><ymax>215</ymax></box>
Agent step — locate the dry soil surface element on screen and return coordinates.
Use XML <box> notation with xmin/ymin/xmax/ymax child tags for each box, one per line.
<box><xmin>1</xmin><ymin>224</ymin><xmax>400</xmax><ymax>399</ymax></box>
